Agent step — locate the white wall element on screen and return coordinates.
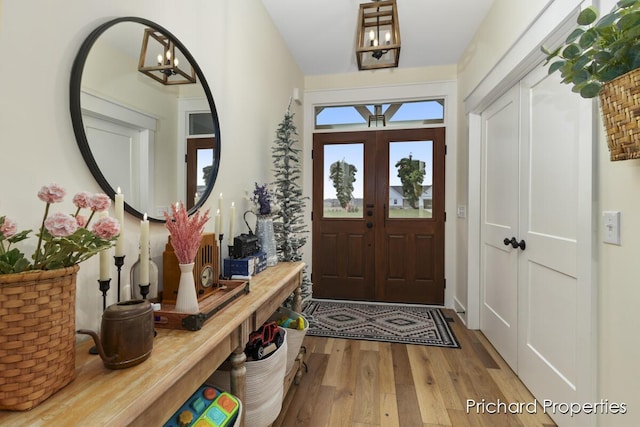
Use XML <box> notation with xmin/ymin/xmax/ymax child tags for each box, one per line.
<box><xmin>0</xmin><ymin>0</ymin><xmax>303</xmax><ymax>333</ymax></box>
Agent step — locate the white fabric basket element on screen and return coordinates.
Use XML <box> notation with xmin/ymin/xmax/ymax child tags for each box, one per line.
<box><xmin>207</xmin><ymin>329</ymin><xmax>287</xmax><ymax>427</ymax></box>
<box><xmin>269</xmin><ymin>306</ymin><xmax>308</xmax><ymax>373</ymax></box>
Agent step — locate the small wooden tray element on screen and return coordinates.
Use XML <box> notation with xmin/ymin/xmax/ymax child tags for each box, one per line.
<box><xmin>154</xmin><ymin>280</ymin><xmax>250</xmax><ymax>331</ymax></box>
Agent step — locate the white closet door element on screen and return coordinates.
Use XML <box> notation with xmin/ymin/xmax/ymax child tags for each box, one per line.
<box><xmin>518</xmin><ymin>65</ymin><xmax>593</xmax><ymax>427</ymax></box>
<box><xmin>480</xmin><ymin>85</ymin><xmax>520</xmax><ymax>371</ymax></box>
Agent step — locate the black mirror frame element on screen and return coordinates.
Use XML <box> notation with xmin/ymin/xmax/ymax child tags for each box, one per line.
<box><xmin>70</xmin><ymin>16</ymin><xmax>221</xmax><ymax>223</ymax></box>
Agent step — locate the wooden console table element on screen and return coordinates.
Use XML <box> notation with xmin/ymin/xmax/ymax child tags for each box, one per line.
<box><xmin>0</xmin><ymin>261</ymin><xmax>305</xmax><ymax>426</ymax></box>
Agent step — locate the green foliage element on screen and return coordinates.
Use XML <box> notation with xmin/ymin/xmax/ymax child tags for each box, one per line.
<box><xmin>329</xmin><ymin>160</ymin><xmax>357</xmax><ymax>209</ymax></box>
<box><xmin>542</xmin><ymin>0</ymin><xmax>640</xmax><ymax>98</ymax></box>
<box><xmin>395</xmin><ymin>155</ymin><xmax>426</xmax><ymax>209</ymax></box>
<box><xmin>33</xmin><ymin>228</ymin><xmax>116</xmax><ymax>271</ymax></box>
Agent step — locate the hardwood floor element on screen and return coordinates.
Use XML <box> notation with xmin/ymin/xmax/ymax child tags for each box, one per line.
<box><xmin>274</xmin><ymin>309</ymin><xmax>556</xmax><ymax>427</ymax></box>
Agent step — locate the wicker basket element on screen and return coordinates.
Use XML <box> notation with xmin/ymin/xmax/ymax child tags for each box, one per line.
<box><xmin>599</xmin><ymin>67</ymin><xmax>640</xmax><ymax>161</ymax></box>
<box><xmin>0</xmin><ymin>265</ymin><xmax>78</xmax><ymax>411</ymax></box>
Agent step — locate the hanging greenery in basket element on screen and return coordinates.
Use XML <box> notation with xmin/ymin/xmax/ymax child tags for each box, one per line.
<box><xmin>542</xmin><ymin>0</ymin><xmax>640</xmax><ymax>160</ymax></box>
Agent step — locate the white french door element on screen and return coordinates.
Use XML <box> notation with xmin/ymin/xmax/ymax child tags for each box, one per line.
<box><xmin>481</xmin><ymin>64</ymin><xmax>595</xmax><ymax>427</ymax></box>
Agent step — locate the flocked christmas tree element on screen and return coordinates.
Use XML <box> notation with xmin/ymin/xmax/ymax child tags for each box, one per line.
<box><xmin>271</xmin><ymin>101</ymin><xmax>312</xmax><ymax>308</ymax></box>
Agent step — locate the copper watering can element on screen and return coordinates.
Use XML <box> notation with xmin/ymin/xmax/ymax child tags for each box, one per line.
<box><xmin>77</xmin><ymin>299</ymin><xmax>154</xmax><ymax>369</ymax></box>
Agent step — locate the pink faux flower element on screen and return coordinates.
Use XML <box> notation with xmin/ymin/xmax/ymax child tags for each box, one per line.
<box><xmin>37</xmin><ymin>183</ymin><xmax>66</xmax><ymax>204</ymax></box>
<box><xmin>72</xmin><ymin>191</ymin><xmax>93</xmax><ymax>209</ymax></box>
<box><xmin>164</xmin><ymin>202</ymin><xmax>210</xmax><ymax>264</ymax></box>
<box><xmin>75</xmin><ymin>215</ymin><xmax>88</xmax><ymax>228</ymax></box>
<box><xmin>44</xmin><ymin>212</ymin><xmax>78</xmax><ymax>237</ymax></box>
<box><xmin>92</xmin><ymin>216</ymin><xmax>120</xmax><ymax>239</ymax></box>
<box><xmin>0</xmin><ymin>217</ymin><xmax>17</xmax><ymax>238</ymax></box>
<box><xmin>89</xmin><ymin>193</ymin><xmax>111</xmax><ymax>212</ymax></box>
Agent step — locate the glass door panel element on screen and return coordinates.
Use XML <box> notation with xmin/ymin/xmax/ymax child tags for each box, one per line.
<box><xmin>388</xmin><ymin>140</ymin><xmax>433</xmax><ymax>219</ymax></box>
<box><xmin>323</xmin><ymin>143</ymin><xmax>364</xmax><ymax>218</ymax></box>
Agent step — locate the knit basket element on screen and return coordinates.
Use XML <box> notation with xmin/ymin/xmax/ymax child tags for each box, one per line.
<box><xmin>0</xmin><ymin>265</ymin><xmax>78</xmax><ymax>411</ymax></box>
<box><xmin>599</xmin><ymin>67</ymin><xmax>640</xmax><ymax>161</ymax></box>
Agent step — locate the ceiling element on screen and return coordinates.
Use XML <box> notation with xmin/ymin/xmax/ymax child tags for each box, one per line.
<box><xmin>260</xmin><ymin>0</ymin><xmax>495</xmax><ymax>76</ymax></box>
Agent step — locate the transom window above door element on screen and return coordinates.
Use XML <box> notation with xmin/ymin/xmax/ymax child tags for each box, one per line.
<box><xmin>314</xmin><ymin>99</ymin><xmax>445</xmax><ymax>130</ymax></box>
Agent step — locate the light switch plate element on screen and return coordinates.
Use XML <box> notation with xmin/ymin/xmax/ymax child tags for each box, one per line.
<box><xmin>457</xmin><ymin>205</ymin><xmax>467</xmax><ymax>218</ymax></box>
<box><xmin>603</xmin><ymin>211</ymin><xmax>621</xmax><ymax>245</ymax></box>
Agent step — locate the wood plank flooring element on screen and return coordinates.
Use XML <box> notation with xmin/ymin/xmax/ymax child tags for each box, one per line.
<box><xmin>274</xmin><ymin>309</ymin><xmax>556</xmax><ymax>427</ymax></box>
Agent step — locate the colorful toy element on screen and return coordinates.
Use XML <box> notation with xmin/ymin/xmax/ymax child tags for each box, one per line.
<box><xmin>164</xmin><ymin>385</ymin><xmax>239</xmax><ymax>427</ymax></box>
<box><xmin>276</xmin><ymin>315</ymin><xmax>305</xmax><ymax>330</ymax></box>
<box><xmin>244</xmin><ymin>321</ymin><xmax>285</xmax><ymax>360</ymax></box>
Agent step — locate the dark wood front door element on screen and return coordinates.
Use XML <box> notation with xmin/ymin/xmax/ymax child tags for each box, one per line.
<box><xmin>312</xmin><ymin>128</ymin><xmax>445</xmax><ymax>304</ymax></box>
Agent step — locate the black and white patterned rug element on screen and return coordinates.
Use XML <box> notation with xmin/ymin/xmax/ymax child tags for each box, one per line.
<box><xmin>303</xmin><ymin>299</ymin><xmax>460</xmax><ymax>348</ymax></box>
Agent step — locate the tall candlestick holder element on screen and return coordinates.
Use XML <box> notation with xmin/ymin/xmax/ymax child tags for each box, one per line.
<box><xmin>113</xmin><ymin>255</ymin><xmax>125</xmax><ymax>302</ymax></box>
<box><xmin>98</xmin><ymin>278</ymin><xmax>111</xmax><ymax>311</ymax></box>
<box><xmin>218</xmin><ymin>233</ymin><xmax>224</xmax><ymax>279</ymax></box>
<box><xmin>138</xmin><ymin>284</ymin><xmax>150</xmax><ymax>300</ymax></box>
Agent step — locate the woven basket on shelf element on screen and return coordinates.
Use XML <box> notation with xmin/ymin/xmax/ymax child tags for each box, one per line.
<box><xmin>599</xmin><ymin>67</ymin><xmax>640</xmax><ymax>161</ymax></box>
<box><xmin>0</xmin><ymin>265</ymin><xmax>78</xmax><ymax>411</ymax></box>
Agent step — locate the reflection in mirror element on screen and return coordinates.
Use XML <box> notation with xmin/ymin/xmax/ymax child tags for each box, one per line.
<box><xmin>70</xmin><ymin>17</ymin><xmax>220</xmax><ymax>222</ymax></box>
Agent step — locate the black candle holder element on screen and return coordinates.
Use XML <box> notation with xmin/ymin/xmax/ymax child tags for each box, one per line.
<box><xmin>97</xmin><ymin>278</ymin><xmax>111</xmax><ymax>312</ymax></box>
<box><xmin>113</xmin><ymin>255</ymin><xmax>125</xmax><ymax>302</ymax></box>
<box><xmin>218</xmin><ymin>233</ymin><xmax>224</xmax><ymax>279</ymax></box>
<box><xmin>139</xmin><ymin>284</ymin><xmax>150</xmax><ymax>300</ymax></box>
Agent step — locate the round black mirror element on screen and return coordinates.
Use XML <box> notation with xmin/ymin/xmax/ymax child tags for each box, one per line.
<box><xmin>70</xmin><ymin>17</ymin><xmax>220</xmax><ymax>222</ymax></box>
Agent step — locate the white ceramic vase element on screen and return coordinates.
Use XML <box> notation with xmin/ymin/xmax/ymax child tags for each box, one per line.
<box><xmin>174</xmin><ymin>262</ymin><xmax>199</xmax><ymax>313</ymax></box>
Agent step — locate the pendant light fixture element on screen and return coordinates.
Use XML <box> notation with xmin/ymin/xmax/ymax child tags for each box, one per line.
<box><xmin>356</xmin><ymin>0</ymin><xmax>401</xmax><ymax>71</ymax></box>
<box><xmin>138</xmin><ymin>28</ymin><xmax>196</xmax><ymax>85</ymax></box>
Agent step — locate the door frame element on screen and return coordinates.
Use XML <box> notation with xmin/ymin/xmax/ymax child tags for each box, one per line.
<box><xmin>303</xmin><ymin>81</ymin><xmax>458</xmax><ymax>307</ymax></box>
<box><xmin>465</xmin><ymin>1</ymin><xmax>597</xmax><ymax>424</ymax></box>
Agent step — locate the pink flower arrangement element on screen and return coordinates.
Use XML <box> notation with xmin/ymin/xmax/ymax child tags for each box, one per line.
<box><xmin>164</xmin><ymin>202</ymin><xmax>210</xmax><ymax>264</ymax></box>
<box><xmin>0</xmin><ymin>183</ymin><xmax>120</xmax><ymax>274</ymax></box>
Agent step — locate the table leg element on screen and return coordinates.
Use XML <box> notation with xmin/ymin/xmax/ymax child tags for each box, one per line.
<box><xmin>292</xmin><ymin>272</ymin><xmax>302</xmax><ymax>313</ymax></box>
<box><xmin>230</xmin><ymin>345</ymin><xmax>246</xmax><ymax>425</ymax></box>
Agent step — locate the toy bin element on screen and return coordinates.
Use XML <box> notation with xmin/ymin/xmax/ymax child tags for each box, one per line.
<box><xmin>206</xmin><ymin>329</ymin><xmax>287</xmax><ymax>427</ymax></box>
<box><xmin>269</xmin><ymin>306</ymin><xmax>308</xmax><ymax>373</ymax></box>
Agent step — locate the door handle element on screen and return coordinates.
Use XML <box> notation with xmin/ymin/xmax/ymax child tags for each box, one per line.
<box><xmin>507</xmin><ymin>237</ymin><xmax>526</xmax><ymax>251</ymax></box>
<box><xmin>366</xmin><ymin>222</ymin><xmax>373</xmax><ymax>229</ymax></box>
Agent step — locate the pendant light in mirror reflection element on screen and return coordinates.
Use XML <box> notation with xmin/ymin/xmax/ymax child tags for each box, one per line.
<box><xmin>138</xmin><ymin>28</ymin><xmax>196</xmax><ymax>85</ymax></box>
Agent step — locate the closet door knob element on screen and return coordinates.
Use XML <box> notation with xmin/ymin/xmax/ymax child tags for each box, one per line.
<box><xmin>503</xmin><ymin>237</ymin><xmax>511</xmax><ymax>246</ymax></box>
<box><xmin>509</xmin><ymin>237</ymin><xmax>526</xmax><ymax>250</ymax></box>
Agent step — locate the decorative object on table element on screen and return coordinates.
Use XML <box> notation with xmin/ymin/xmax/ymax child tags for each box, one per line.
<box><xmin>77</xmin><ymin>299</ymin><xmax>155</xmax><ymax>369</ymax></box>
<box><xmin>303</xmin><ymin>299</ymin><xmax>460</xmax><ymax>348</ymax></box>
<box><xmin>252</xmin><ymin>183</ymin><xmax>277</xmax><ymax>267</ymax></box>
<box><xmin>113</xmin><ymin>187</ymin><xmax>126</xmax><ymax>302</ymax></box>
<box><xmin>542</xmin><ymin>0</ymin><xmax>640</xmax><ymax>160</ymax></box>
<box><xmin>232</xmin><ymin>210</ymin><xmax>260</xmax><ymax>259</ymax></box>
<box><xmin>223</xmin><ymin>251</ymin><xmax>267</xmax><ymax>278</ymax></box>
<box><xmin>130</xmin><ymin>251</ymin><xmax>159</xmax><ymax>300</ymax></box>
<box><xmin>0</xmin><ymin>184</ymin><xmax>120</xmax><ymax>411</ymax></box>
<box><xmin>163</xmin><ymin>233</ymin><xmax>217</xmax><ymax>304</ymax></box>
<box><xmin>153</xmin><ymin>279</ymin><xmax>250</xmax><ymax>331</ymax></box>
<box><xmin>163</xmin><ymin>202</ymin><xmax>210</xmax><ymax>313</ymax></box>
<box><xmin>271</xmin><ymin>102</ymin><xmax>313</xmax><ymax>307</ymax></box>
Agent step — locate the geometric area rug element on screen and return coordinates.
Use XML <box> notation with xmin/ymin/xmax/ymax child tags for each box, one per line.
<box><xmin>303</xmin><ymin>299</ymin><xmax>460</xmax><ymax>348</ymax></box>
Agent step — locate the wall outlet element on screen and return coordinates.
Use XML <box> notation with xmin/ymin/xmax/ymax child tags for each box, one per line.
<box><xmin>603</xmin><ymin>211</ymin><xmax>621</xmax><ymax>245</ymax></box>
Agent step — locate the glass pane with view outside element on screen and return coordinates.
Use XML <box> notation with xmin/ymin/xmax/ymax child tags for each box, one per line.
<box><xmin>389</xmin><ymin>140</ymin><xmax>433</xmax><ymax>218</ymax></box>
<box><xmin>195</xmin><ymin>148</ymin><xmax>214</xmax><ymax>204</ymax></box>
<box><xmin>323</xmin><ymin>144</ymin><xmax>364</xmax><ymax>218</ymax></box>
